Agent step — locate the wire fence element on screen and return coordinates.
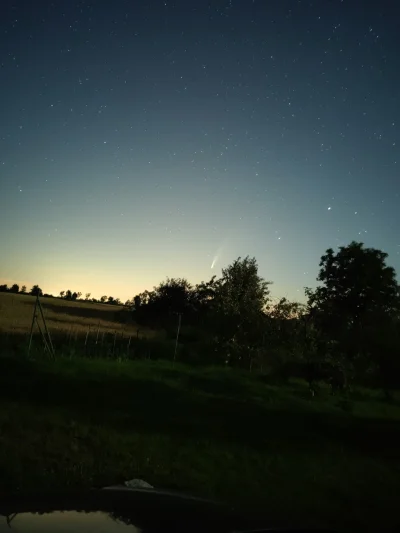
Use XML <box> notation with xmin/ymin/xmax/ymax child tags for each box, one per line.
<box><xmin>0</xmin><ymin>326</ymin><xmax>179</xmax><ymax>362</ymax></box>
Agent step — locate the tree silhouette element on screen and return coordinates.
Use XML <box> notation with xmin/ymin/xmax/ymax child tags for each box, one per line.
<box><xmin>266</xmin><ymin>297</ymin><xmax>306</xmax><ymax>353</ymax></box>
<box><xmin>20</xmin><ymin>285</ymin><xmax>27</xmax><ymax>294</ymax></box>
<box><xmin>100</xmin><ymin>295</ymin><xmax>107</xmax><ymax>303</ymax></box>
<box><xmin>59</xmin><ymin>291</ymin><xmax>65</xmax><ymax>298</ymax></box>
<box><xmin>306</xmin><ymin>241</ymin><xmax>400</xmax><ymax>389</ymax></box>
<box><xmin>269</xmin><ymin>297</ymin><xmax>305</xmax><ymax>321</ymax></box>
<box><xmin>136</xmin><ymin>290</ymin><xmax>153</xmax><ymax>306</ymax></box>
<box><xmin>85</xmin><ymin>292</ymin><xmax>91</xmax><ymax>300</ymax></box>
<box><xmin>30</xmin><ymin>285</ymin><xmax>43</xmax><ymax>297</ymax></box>
<box><xmin>192</xmin><ymin>275</ymin><xmax>217</xmax><ymax>311</ymax></box>
<box><xmin>153</xmin><ymin>277</ymin><xmax>193</xmax><ymax>314</ymax></box>
<box><xmin>133</xmin><ymin>278</ymin><xmax>196</xmax><ymax>327</ymax></box>
<box><xmin>216</xmin><ymin>256</ymin><xmax>270</xmax><ymax>315</ymax></box>
<box><xmin>9</xmin><ymin>284</ymin><xmax>19</xmax><ymax>293</ymax></box>
<box><xmin>212</xmin><ymin>256</ymin><xmax>271</xmax><ymax>366</ymax></box>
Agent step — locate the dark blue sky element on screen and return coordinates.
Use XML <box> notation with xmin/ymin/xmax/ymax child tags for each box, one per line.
<box><xmin>0</xmin><ymin>0</ymin><xmax>399</xmax><ymax>301</ymax></box>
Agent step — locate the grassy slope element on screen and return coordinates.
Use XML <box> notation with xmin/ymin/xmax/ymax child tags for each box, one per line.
<box><xmin>0</xmin><ymin>292</ymin><xmax>155</xmax><ymax>337</ymax></box>
<box><xmin>0</xmin><ymin>356</ymin><xmax>399</xmax><ymax>531</ymax></box>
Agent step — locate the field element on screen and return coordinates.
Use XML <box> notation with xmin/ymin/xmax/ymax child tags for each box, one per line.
<box><xmin>1</xmin><ymin>293</ymin><xmax>400</xmax><ymax>531</ymax></box>
<box><xmin>0</xmin><ymin>292</ymin><xmax>148</xmax><ymax>337</ymax></box>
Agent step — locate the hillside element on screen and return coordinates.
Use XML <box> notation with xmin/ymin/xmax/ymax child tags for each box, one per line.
<box><xmin>0</xmin><ymin>292</ymin><xmax>151</xmax><ymax>338</ymax></box>
<box><xmin>0</xmin><ymin>356</ymin><xmax>399</xmax><ymax>531</ymax></box>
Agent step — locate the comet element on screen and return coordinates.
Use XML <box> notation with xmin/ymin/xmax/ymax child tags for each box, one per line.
<box><xmin>211</xmin><ymin>240</ymin><xmax>227</xmax><ymax>269</ymax></box>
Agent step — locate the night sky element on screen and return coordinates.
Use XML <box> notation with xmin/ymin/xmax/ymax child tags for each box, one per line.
<box><xmin>1</xmin><ymin>0</ymin><xmax>399</xmax><ymax>302</ymax></box>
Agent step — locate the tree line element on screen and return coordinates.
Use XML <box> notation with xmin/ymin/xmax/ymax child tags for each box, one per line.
<box><xmin>1</xmin><ymin>240</ymin><xmax>399</xmax><ymax>395</ymax></box>
<box><xmin>0</xmin><ymin>284</ymin><xmax>122</xmax><ymax>305</ymax></box>
<box><xmin>125</xmin><ymin>241</ymin><xmax>400</xmax><ymax>396</ymax></box>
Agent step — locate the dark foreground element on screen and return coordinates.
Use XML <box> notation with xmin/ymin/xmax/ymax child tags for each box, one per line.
<box><xmin>0</xmin><ymin>355</ymin><xmax>399</xmax><ymax>532</ymax></box>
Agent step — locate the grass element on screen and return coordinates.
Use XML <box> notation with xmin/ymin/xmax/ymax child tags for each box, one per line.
<box><xmin>0</xmin><ymin>292</ymin><xmax>156</xmax><ymax>337</ymax></box>
<box><xmin>0</xmin><ymin>355</ymin><xmax>399</xmax><ymax>531</ymax></box>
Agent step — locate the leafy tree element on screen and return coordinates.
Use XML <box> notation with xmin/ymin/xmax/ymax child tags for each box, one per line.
<box><xmin>107</xmin><ymin>296</ymin><xmax>114</xmax><ymax>304</ymax></box>
<box><xmin>9</xmin><ymin>284</ymin><xmax>19</xmax><ymax>293</ymax></box>
<box><xmin>65</xmin><ymin>290</ymin><xmax>72</xmax><ymax>300</ymax></box>
<box><xmin>136</xmin><ymin>290</ymin><xmax>153</xmax><ymax>306</ymax></box>
<box><xmin>85</xmin><ymin>292</ymin><xmax>91</xmax><ymax>300</ymax></box>
<box><xmin>306</xmin><ymin>241</ymin><xmax>400</xmax><ymax>389</ymax></box>
<box><xmin>20</xmin><ymin>285</ymin><xmax>27</xmax><ymax>294</ymax></box>
<box><xmin>133</xmin><ymin>295</ymin><xmax>141</xmax><ymax>309</ymax></box>
<box><xmin>133</xmin><ymin>279</ymin><xmax>195</xmax><ymax>327</ymax></box>
<box><xmin>0</xmin><ymin>284</ymin><xmax>8</xmax><ymax>292</ymax></box>
<box><xmin>215</xmin><ymin>256</ymin><xmax>270</xmax><ymax>316</ymax></box>
<box><xmin>100</xmin><ymin>295</ymin><xmax>107</xmax><ymax>303</ymax></box>
<box><xmin>212</xmin><ymin>256</ymin><xmax>271</xmax><ymax>366</ymax></box>
<box><xmin>265</xmin><ymin>298</ymin><xmax>306</xmax><ymax>372</ymax></box>
<box><xmin>192</xmin><ymin>276</ymin><xmax>218</xmax><ymax>313</ymax></box>
<box><xmin>268</xmin><ymin>297</ymin><xmax>305</xmax><ymax>321</ymax></box>
<box><xmin>360</xmin><ymin>314</ymin><xmax>400</xmax><ymax>395</ymax></box>
<box><xmin>153</xmin><ymin>278</ymin><xmax>193</xmax><ymax>314</ymax></box>
<box><xmin>71</xmin><ymin>292</ymin><xmax>78</xmax><ymax>301</ymax></box>
<box><xmin>30</xmin><ymin>285</ymin><xmax>43</xmax><ymax>297</ymax></box>
<box><xmin>59</xmin><ymin>290</ymin><xmax>65</xmax><ymax>298</ymax></box>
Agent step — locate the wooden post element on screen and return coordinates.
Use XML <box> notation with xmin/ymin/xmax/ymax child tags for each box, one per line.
<box><xmin>173</xmin><ymin>313</ymin><xmax>182</xmax><ymax>362</ymax></box>
<box><xmin>28</xmin><ymin>294</ymin><xmax>39</xmax><ymax>356</ymax></box>
<box><xmin>35</xmin><ymin>316</ymin><xmax>51</xmax><ymax>355</ymax></box>
<box><xmin>37</xmin><ymin>297</ymin><xmax>55</xmax><ymax>358</ymax></box>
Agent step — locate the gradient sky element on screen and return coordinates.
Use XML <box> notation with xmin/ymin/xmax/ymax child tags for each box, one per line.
<box><xmin>1</xmin><ymin>0</ymin><xmax>399</xmax><ymax>303</ymax></box>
